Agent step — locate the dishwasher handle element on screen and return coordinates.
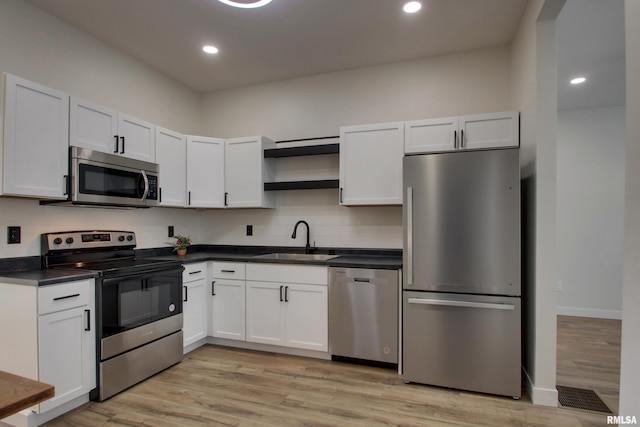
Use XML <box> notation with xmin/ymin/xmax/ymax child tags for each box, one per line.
<box><xmin>407</xmin><ymin>298</ymin><xmax>515</xmax><ymax>311</ymax></box>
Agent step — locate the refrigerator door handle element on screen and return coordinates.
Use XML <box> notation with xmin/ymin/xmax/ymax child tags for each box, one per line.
<box><xmin>407</xmin><ymin>298</ymin><xmax>515</xmax><ymax>311</ymax></box>
<box><xmin>407</xmin><ymin>186</ymin><xmax>414</xmax><ymax>286</ymax></box>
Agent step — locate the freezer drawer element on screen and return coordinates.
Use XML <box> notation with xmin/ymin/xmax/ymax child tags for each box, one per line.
<box><xmin>403</xmin><ymin>291</ymin><xmax>521</xmax><ymax>398</ymax></box>
<box><xmin>329</xmin><ymin>268</ymin><xmax>398</xmax><ymax>364</ymax></box>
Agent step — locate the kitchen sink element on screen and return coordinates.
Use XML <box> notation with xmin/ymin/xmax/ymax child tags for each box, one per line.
<box><xmin>253</xmin><ymin>253</ymin><xmax>340</xmax><ymax>261</ymax></box>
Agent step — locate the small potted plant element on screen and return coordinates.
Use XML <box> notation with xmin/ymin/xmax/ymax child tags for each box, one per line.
<box><xmin>173</xmin><ymin>234</ymin><xmax>192</xmax><ymax>256</ymax></box>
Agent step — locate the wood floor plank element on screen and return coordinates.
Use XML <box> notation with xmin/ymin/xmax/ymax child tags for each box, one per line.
<box><xmin>42</xmin><ymin>316</ymin><xmax>619</xmax><ymax>427</ymax></box>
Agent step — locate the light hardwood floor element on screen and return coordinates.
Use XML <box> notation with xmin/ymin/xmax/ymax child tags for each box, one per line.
<box><xmin>556</xmin><ymin>315</ymin><xmax>621</xmax><ymax>414</ymax></box>
<box><xmin>42</xmin><ymin>315</ymin><xmax>620</xmax><ymax>427</ymax></box>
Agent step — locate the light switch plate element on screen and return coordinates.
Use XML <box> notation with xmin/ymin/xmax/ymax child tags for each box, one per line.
<box><xmin>7</xmin><ymin>226</ymin><xmax>21</xmax><ymax>244</ymax></box>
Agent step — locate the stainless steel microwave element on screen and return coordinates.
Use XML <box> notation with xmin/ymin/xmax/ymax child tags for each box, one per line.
<box><xmin>67</xmin><ymin>146</ymin><xmax>159</xmax><ymax>208</ymax></box>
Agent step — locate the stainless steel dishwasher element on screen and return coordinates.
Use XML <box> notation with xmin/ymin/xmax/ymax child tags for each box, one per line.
<box><xmin>329</xmin><ymin>267</ymin><xmax>399</xmax><ymax>364</ymax></box>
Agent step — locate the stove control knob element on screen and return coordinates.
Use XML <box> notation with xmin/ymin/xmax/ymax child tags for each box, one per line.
<box><xmin>53</xmin><ymin>237</ymin><xmax>63</xmax><ymax>245</ymax></box>
<box><xmin>118</xmin><ymin>235</ymin><xmax>125</xmax><ymax>242</ymax></box>
<box><xmin>65</xmin><ymin>237</ymin><xmax>74</xmax><ymax>244</ymax></box>
<box><xmin>126</xmin><ymin>235</ymin><xmax>134</xmax><ymax>242</ymax></box>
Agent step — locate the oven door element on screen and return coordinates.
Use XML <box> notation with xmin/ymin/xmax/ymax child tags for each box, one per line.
<box><xmin>100</xmin><ymin>267</ymin><xmax>183</xmax><ymax>359</ymax></box>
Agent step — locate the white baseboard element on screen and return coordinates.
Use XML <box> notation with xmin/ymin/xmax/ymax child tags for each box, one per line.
<box><xmin>557</xmin><ymin>306</ymin><xmax>622</xmax><ymax>320</ymax></box>
<box><xmin>523</xmin><ymin>368</ymin><xmax>559</xmax><ymax>407</ymax></box>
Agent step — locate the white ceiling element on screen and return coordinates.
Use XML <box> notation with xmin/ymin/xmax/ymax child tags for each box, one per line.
<box><xmin>557</xmin><ymin>0</ymin><xmax>626</xmax><ymax>110</ymax></box>
<box><xmin>24</xmin><ymin>0</ymin><xmax>528</xmax><ymax>93</ymax></box>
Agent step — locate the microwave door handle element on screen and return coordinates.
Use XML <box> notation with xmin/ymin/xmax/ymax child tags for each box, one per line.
<box><xmin>140</xmin><ymin>170</ymin><xmax>149</xmax><ymax>201</ymax></box>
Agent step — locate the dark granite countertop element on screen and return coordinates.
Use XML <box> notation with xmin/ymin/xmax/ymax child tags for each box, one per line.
<box><xmin>144</xmin><ymin>245</ymin><xmax>402</xmax><ymax>270</ymax></box>
<box><xmin>0</xmin><ymin>245</ymin><xmax>402</xmax><ymax>286</ymax></box>
<box><xmin>0</xmin><ymin>269</ymin><xmax>98</xmax><ymax>287</ymax></box>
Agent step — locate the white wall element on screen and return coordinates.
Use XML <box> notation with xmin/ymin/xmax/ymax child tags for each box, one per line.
<box><xmin>556</xmin><ymin>107</ymin><xmax>625</xmax><ymax>319</ymax></box>
<box><xmin>511</xmin><ymin>0</ymin><xmax>563</xmax><ymax>407</ymax></box>
<box><xmin>200</xmin><ymin>46</ymin><xmax>512</xmax><ymax>140</ymax></box>
<box><xmin>200</xmin><ymin>47</ymin><xmax>513</xmax><ymax>248</ymax></box>
<box><xmin>619</xmin><ymin>0</ymin><xmax>640</xmax><ymax>417</ymax></box>
<box><xmin>0</xmin><ymin>0</ymin><xmax>205</xmax><ymax>258</ymax></box>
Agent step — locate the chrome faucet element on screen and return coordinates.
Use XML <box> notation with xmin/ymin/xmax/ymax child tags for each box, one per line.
<box><xmin>291</xmin><ymin>220</ymin><xmax>314</xmax><ymax>254</ymax></box>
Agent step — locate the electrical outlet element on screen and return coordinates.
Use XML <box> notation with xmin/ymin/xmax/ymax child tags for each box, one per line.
<box><xmin>168</xmin><ymin>226</ymin><xmax>174</xmax><ymax>237</ymax></box>
<box><xmin>246</xmin><ymin>225</ymin><xmax>253</xmax><ymax>236</ymax></box>
<box><xmin>7</xmin><ymin>226</ymin><xmax>21</xmax><ymax>244</ymax></box>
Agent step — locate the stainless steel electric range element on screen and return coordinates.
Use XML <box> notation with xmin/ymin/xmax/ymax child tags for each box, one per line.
<box><xmin>41</xmin><ymin>230</ymin><xmax>184</xmax><ymax>401</ymax></box>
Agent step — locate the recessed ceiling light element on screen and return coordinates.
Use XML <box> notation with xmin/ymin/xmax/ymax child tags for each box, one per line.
<box><xmin>203</xmin><ymin>45</ymin><xmax>219</xmax><ymax>54</ymax></box>
<box><xmin>218</xmin><ymin>0</ymin><xmax>273</xmax><ymax>8</ymax></box>
<box><xmin>403</xmin><ymin>1</ymin><xmax>422</xmax><ymax>13</ymax></box>
<box><xmin>570</xmin><ymin>77</ymin><xmax>586</xmax><ymax>85</ymax></box>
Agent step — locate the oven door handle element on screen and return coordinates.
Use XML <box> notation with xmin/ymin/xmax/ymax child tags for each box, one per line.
<box><xmin>101</xmin><ymin>267</ymin><xmax>184</xmax><ymax>286</ymax></box>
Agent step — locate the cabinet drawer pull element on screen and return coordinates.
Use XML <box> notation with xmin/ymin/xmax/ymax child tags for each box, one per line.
<box><xmin>354</xmin><ymin>278</ymin><xmax>370</xmax><ymax>283</ymax></box>
<box><xmin>189</xmin><ymin>270</ymin><xmax>202</xmax><ymax>275</ymax></box>
<box><xmin>85</xmin><ymin>309</ymin><xmax>91</xmax><ymax>331</ymax></box>
<box><xmin>53</xmin><ymin>293</ymin><xmax>80</xmax><ymax>301</ymax></box>
<box><xmin>221</xmin><ymin>269</ymin><xmax>235</xmax><ymax>273</ymax></box>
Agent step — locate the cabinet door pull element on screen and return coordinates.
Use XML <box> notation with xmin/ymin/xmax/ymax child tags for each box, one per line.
<box><xmin>159</xmin><ymin>187</ymin><xmax>162</xmax><ymax>203</ymax></box>
<box><xmin>454</xmin><ymin>130</ymin><xmax>457</xmax><ymax>149</ymax></box>
<box><xmin>53</xmin><ymin>293</ymin><xmax>80</xmax><ymax>301</ymax></box>
<box><xmin>224</xmin><ymin>192</ymin><xmax>229</xmax><ymax>206</ymax></box>
<box><xmin>284</xmin><ymin>286</ymin><xmax>289</xmax><ymax>302</ymax></box>
<box><xmin>189</xmin><ymin>270</ymin><xmax>202</xmax><ymax>275</ymax></box>
<box><xmin>212</xmin><ymin>281</ymin><xmax>216</xmax><ymax>296</ymax></box>
<box><xmin>120</xmin><ymin>136</ymin><xmax>125</xmax><ymax>154</ymax></box>
<box><xmin>279</xmin><ymin>285</ymin><xmax>284</xmax><ymax>302</ymax></box>
<box><xmin>114</xmin><ymin>135</ymin><xmax>119</xmax><ymax>153</ymax></box>
<box><xmin>188</xmin><ymin>191</ymin><xmax>191</xmax><ymax>206</ymax></box>
<box><xmin>460</xmin><ymin>129</ymin><xmax>464</xmax><ymax>149</ymax></box>
<box><xmin>85</xmin><ymin>309</ymin><xmax>91</xmax><ymax>331</ymax></box>
<box><xmin>183</xmin><ymin>285</ymin><xmax>188</xmax><ymax>302</ymax></box>
<box><xmin>354</xmin><ymin>278</ymin><xmax>370</xmax><ymax>283</ymax></box>
<box><xmin>339</xmin><ymin>187</ymin><xmax>344</xmax><ymax>204</ymax></box>
<box><xmin>63</xmin><ymin>175</ymin><xmax>69</xmax><ymax>196</ymax></box>
<box><xmin>221</xmin><ymin>269</ymin><xmax>235</xmax><ymax>273</ymax></box>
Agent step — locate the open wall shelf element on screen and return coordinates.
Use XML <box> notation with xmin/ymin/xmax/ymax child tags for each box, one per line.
<box><xmin>264</xmin><ymin>143</ymin><xmax>339</xmax><ymax>158</ymax></box>
<box><xmin>264</xmin><ymin>179</ymin><xmax>339</xmax><ymax>191</ymax></box>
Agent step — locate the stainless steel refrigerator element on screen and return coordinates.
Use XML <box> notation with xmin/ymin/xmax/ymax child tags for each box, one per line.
<box><xmin>402</xmin><ymin>148</ymin><xmax>521</xmax><ymax>398</ymax></box>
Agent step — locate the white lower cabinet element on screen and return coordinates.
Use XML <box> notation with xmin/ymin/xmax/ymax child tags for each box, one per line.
<box><xmin>245</xmin><ymin>264</ymin><xmax>328</xmax><ymax>352</ymax></box>
<box><xmin>182</xmin><ymin>263</ymin><xmax>208</xmax><ymax>349</ymax></box>
<box><xmin>211</xmin><ymin>262</ymin><xmax>246</xmax><ymax>341</ymax></box>
<box><xmin>0</xmin><ymin>279</ymin><xmax>95</xmax><ymax>416</ymax></box>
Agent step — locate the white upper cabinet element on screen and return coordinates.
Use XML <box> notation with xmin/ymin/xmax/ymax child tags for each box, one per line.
<box><xmin>405</xmin><ymin>111</ymin><xmax>519</xmax><ymax>154</ymax></box>
<box><xmin>460</xmin><ymin>111</ymin><xmax>519</xmax><ymax>151</ymax></box>
<box><xmin>224</xmin><ymin>136</ymin><xmax>275</xmax><ymax>208</ymax></box>
<box><xmin>404</xmin><ymin>116</ymin><xmax>458</xmax><ymax>154</ymax></box>
<box><xmin>186</xmin><ymin>135</ymin><xmax>225</xmax><ymax>208</ymax></box>
<box><xmin>2</xmin><ymin>74</ymin><xmax>69</xmax><ymax>199</ymax></box>
<box><xmin>339</xmin><ymin>122</ymin><xmax>404</xmax><ymax>206</ymax></box>
<box><xmin>70</xmin><ymin>97</ymin><xmax>155</xmax><ymax>162</ymax></box>
<box><xmin>155</xmin><ymin>127</ymin><xmax>187</xmax><ymax>207</ymax></box>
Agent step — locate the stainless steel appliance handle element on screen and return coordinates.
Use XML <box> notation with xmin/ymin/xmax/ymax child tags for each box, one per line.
<box><xmin>407</xmin><ymin>187</ymin><xmax>414</xmax><ymax>286</ymax></box>
<box><xmin>140</xmin><ymin>170</ymin><xmax>149</xmax><ymax>201</ymax></box>
<box><xmin>407</xmin><ymin>298</ymin><xmax>515</xmax><ymax>311</ymax></box>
